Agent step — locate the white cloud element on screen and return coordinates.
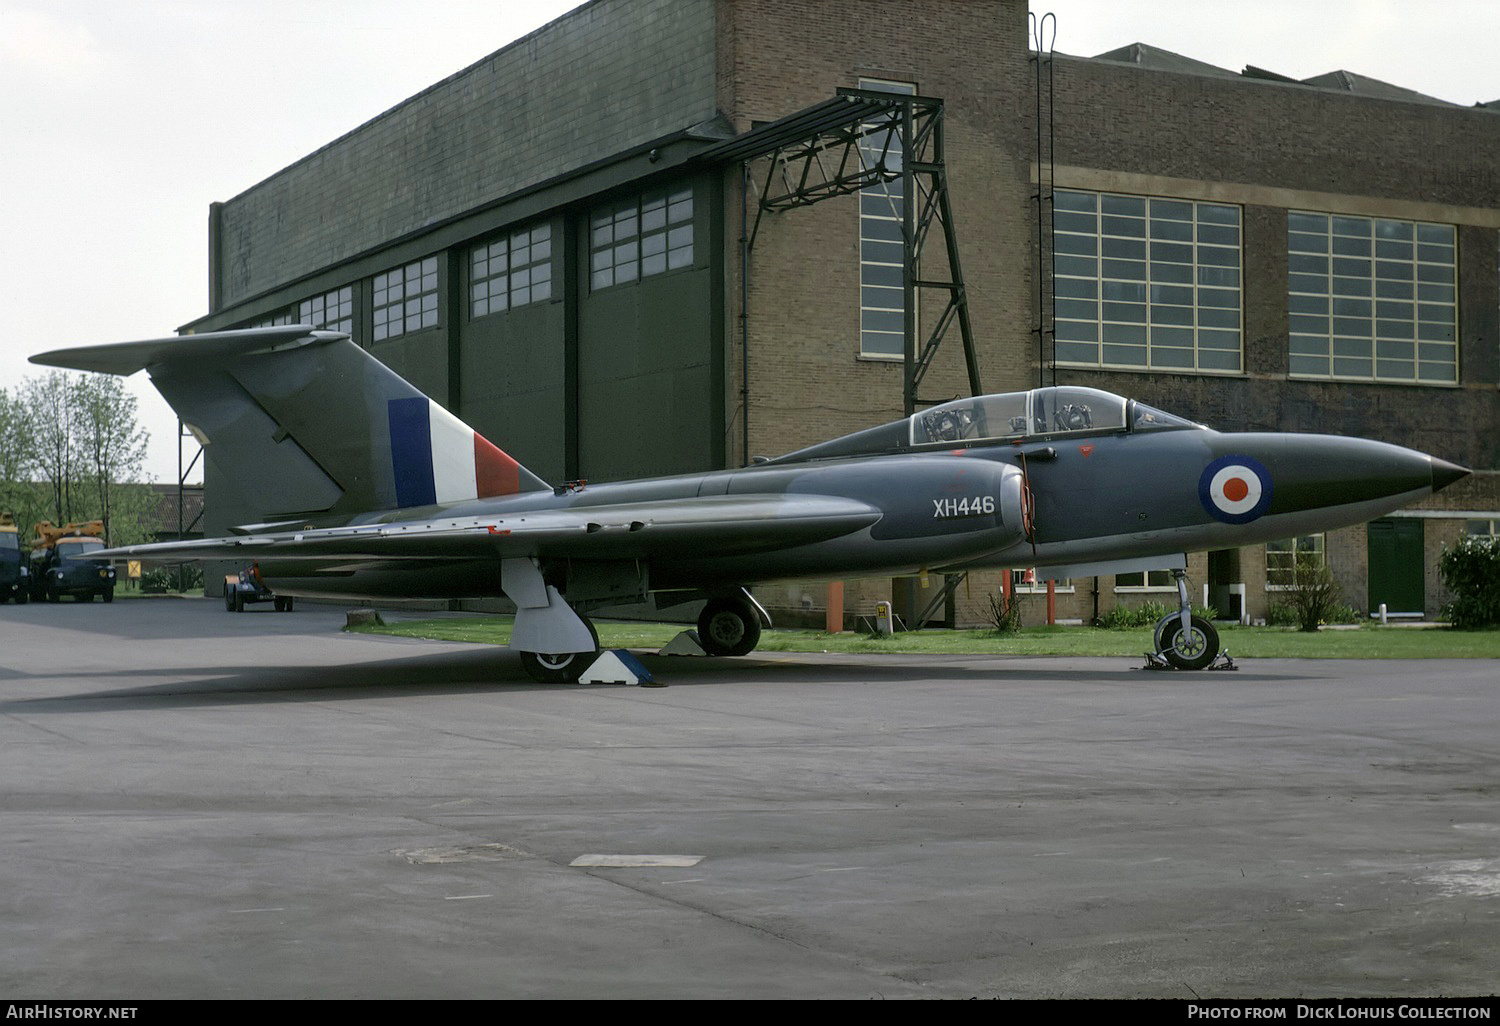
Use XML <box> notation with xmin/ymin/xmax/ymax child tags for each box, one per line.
<box><xmin>0</xmin><ymin>4</ymin><xmax>103</xmax><ymax>76</ymax></box>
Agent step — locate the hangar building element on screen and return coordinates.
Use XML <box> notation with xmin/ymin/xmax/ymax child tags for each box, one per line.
<box><xmin>184</xmin><ymin>0</ymin><xmax>1500</xmax><ymax>625</ymax></box>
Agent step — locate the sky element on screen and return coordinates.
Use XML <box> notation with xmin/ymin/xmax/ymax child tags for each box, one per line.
<box><xmin>2</xmin><ymin>0</ymin><xmax>1496</xmax><ymax>485</ymax></box>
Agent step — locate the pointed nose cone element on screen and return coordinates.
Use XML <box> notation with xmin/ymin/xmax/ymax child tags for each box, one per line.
<box><xmin>1431</xmin><ymin>457</ymin><xmax>1470</xmax><ymax>494</ymax></box>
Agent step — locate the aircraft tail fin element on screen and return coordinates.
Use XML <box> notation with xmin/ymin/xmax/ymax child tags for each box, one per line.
<box><xmin>31</xmin><ymin>326</ymin><xmax>549</xmax><ymax>519</ymax></box>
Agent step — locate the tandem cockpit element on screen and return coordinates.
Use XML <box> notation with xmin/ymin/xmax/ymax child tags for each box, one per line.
<box><xmin>768</xmin><ymin>386</ymin><xmax>1205</xmax><ymax>464</ymax></box>
<box><xmin>910</xmin><ymin>386</ymin><xmax>1201</xmax><ymax>445</ymax></box>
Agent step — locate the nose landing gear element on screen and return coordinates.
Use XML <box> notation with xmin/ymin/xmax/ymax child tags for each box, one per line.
<box><xmin>1144</xmin><ymin>568</ymin><xmax>1234</xmax><ymax>671</ymax></box>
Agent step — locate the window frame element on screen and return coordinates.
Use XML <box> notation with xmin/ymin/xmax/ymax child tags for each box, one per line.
<box><xmin>589</xmin><ymin>186</ymin><xmax>695</xmax><ymax>292</ymax></box>
<box><xmin>1113</xmin><ymin>568</ymin><xmax>1177</xmax><ymax>592</ymax></box>
<box><xmin>857</xmin><ymin>78</ymin><xmax>917</xmax><ymax>360</ymax></box>
<box><xmin>372</xmin><ymin>256</ymin><xmax>440</xmax><ymax>342</ymax></box>
<box><xmin>1053</xmin><ymin>189</ymin><xmax>1244</xmax><ymax>375</ymax></box>
<box><xmin>1465</xmin><ymin>519</ymin><xmax>1499</xmax><ymax>540</ymax></box>
<box><xmin>1010</xmin><ymin>568</ymin><xmax>1074</xmax><ymax>594</ymax></box>
<box><xmin>471</xmin><ymin>222</ymin><xmax>554</xmax><ymax>319</ymax></box>
<box><xmin>299</xmin><ymin>285</ymin><xmax>354</xmax><ymax>334</ymax></box>
<box><xmin>1265</xmin><ymin>534</ymin><xmax>1327</xmax><ymax>591</ymax></box>
<box><xmin>1286</xmin><ymin>211</ymin><xmax>1457</xmax><ymax>385</ymax></box>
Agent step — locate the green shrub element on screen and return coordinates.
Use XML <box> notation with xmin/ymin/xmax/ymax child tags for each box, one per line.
<box><xmin>1100</xmin><ymin>599</ymin><xmax>1194</xmax><ymax>629</ymax></box>
<box><xmin>1439</xmin><ymin>536</ymin><xmax>1500</xmax><ymax>629</ymax></box>
<box><xmin>984</xmin><ymin>590</ymin><xmax>1022</xmax><ymax>634</ymax></box>
<box><xmin>1273</xmin><ymin>553</ymin><xmax>1344</xmax><ymax>632</ymax></box>
<box><xmin>140</xmin><ymin>564</ymin><xmax>203</xmax><ymax>594</ymax></box>
<box><xmin>1268</xmin><ymin>597</ymin><xmax>1359</xmax><ymax>628</ymax></box>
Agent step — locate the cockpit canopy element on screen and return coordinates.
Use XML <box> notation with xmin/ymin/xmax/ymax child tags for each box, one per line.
<box><xmin>767</xmin><ymin>386</ymin><xmax>1203</xmax><ymax>465</ymax></box>
<box><xmin>910</xmin><ymin>386</ymin><xmax>1198</xmax><ymax>445</ymax></box>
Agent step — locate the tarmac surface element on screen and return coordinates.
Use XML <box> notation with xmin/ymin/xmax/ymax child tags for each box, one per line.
<box><xmin>0</xmin><ymin>597</ymin><xmax>1495</xmax><ymax>1000</ymax></box>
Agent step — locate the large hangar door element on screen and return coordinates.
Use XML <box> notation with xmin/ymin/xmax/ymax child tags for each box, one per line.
<box><xmin>575</xmin><ymin>178</ymin><xmax>722</xmax><ymax>482</ymax></box>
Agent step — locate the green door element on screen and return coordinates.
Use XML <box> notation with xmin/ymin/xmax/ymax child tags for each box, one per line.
<box><xmin>1367</xmin><ymin>518</ymin><xmax>1424</xmax><ymax>614</ymax></box>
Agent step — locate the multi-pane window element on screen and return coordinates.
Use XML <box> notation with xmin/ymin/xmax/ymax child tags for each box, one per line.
<box><xmin>299</xmin><ymin>286</ymin><xmax>353</xmax><ymax>334</ymax></box>
<box><xmin>250</xmin><ymin>311</ymin><xmax>294</xmax><ymax>328</ymax></box>
<box><xmin>472</xmin><ymin>223</ymin><xmax>553</xmax><ymax>318</ymax></box>
<box><xmin>1287</xmin><ymin>212</ymin><xmax>1457</xmax><ymax>383</ymax></box>
<box><xmin>1115</xmin><ymin>569</ymin><xmax>1175</xmax><ymax>590</ymax></box>
<box><xmin>859</xmin><ymin>79</ymin><xmax>916</xmax><ymax>359</ymax></box>
<box><xmin>1266</xmin><ymin>534</ymin><xmax>1326</xmax><ymax>589</ymax></box>
<box><xmin>1054</xmin><ymin>190</ymin><xmax>1242</xmax><ymax>373</ymax></box>
<box><xmin>373</xmin><ymin>257</ymin><xmax>439</xmax><ymax>341</ymax></box>
<box><xmin>1466</xmin><ymin>519</ymin><xmax>1499</xmax><ymax>539</ymax></box>
<box><xmin>1011</xmin><ymin>569</ymin><xmax>1071</xmax><ymax>593</ymax></box>
<box><xmin>590</xmin><ymin>188</ymin><xmax>693</xmax><ymax>290</ymax></box>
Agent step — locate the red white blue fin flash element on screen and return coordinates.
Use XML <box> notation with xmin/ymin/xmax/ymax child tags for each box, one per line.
<box><xmin>388</xmin><ymin>396</ymin><xmax>524</xmax><ymax>506</ymax></box>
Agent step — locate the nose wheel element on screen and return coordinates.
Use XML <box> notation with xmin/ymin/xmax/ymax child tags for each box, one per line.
<box><xmin>1151</xmin><ymin>612</ymin><xmax>1220</xmax><ymax>671</ymax></box>
<box><xmin>1144</xmin><ymin>567</ymin><xmax>1230</xmax><ymax>671</ymax></box>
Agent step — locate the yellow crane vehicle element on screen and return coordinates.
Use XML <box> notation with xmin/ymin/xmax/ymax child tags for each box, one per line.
<box><xmin>29</xmin><ymin>520</ymin><xmax>117</xmax><ymax>603</ymax></box>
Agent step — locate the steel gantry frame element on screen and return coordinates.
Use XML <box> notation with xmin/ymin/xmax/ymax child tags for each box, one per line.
<box><xmin>704</xmin><ymin>89</ymin><xmax>982</xmax><ymax>425</ymax></box>
<box><xmin>697</xmin><ymin>90</ymin><xmax>983</xmax><ymax>630</ymax></box>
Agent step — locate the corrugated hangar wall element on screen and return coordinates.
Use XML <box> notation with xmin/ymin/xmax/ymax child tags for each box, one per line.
<box><xmin>201</xmin><ymin>0</ymin><xmax>727</xmax><ymax>499</ymax></box>
<box><xmin>211</xmin><ymin>0</ymin><xmax>719</xmax><ymax>309</ymax></box>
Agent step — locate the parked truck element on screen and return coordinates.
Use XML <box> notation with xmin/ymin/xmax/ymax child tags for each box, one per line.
<box><xmin>29</xmin><ymin>520</ymin><xmax>116</xmax><ymax>603</ymax></box>
<box><xmin>0</xmin><ymin>513</ymin><xmax>28</xmax><ymax>604</ymax></box>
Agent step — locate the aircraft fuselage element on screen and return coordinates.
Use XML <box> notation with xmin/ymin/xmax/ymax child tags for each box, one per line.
<box><xmin>252</xmin><ymin>422</ymin><xmax>1459</xmax><ymax>603</ymax></box>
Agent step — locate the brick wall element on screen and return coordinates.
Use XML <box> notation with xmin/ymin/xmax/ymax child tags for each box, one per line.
<box><xmin>715</xmin><ymin>0</ymin><xmax>1033</xmax><ymax>623</ymax></box>
<box><xmin>718</xmin><ymin>0</ymin><xmax>1035</xmax><ymax>462</ymax></box>
<box><xmin>1048</xmin><ymin>54</ymin><xmax>1500</xmax><ymax>473</ymax></box>
<box><xmin>1053</xmin><ymin>56</ymin><xmax>1500</xmax><ymax>210</ymax></box>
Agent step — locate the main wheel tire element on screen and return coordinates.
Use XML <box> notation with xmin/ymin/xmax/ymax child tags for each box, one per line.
<box><xmin>102</xmin><ymin>588</ymin><xmax>113</xmax><ymax>603</ymax></box>
<box><xmin>698</xmin><ymin>597</ymin><xmax>762</xmax><ymax>657</ymax></box>
<box><xmin>1154</xmin><ymin>614</ymin><xmax>1219</xmax><ymax>671</ymax></box>
<box><xmin>518</xmin><ymin>615</ymin><xmax>599</xmax><ymax>683</ymax></box>
<box><xmin>225</xmin><ymin>588</ymin><xmax>236</xmax><ymax>612</ymax></box>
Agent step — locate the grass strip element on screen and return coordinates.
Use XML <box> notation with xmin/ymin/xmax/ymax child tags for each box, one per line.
<box><xmin>348</xmin><ymin>616</ymin><xmax>1500</xmax><ymax>659</ymax></box>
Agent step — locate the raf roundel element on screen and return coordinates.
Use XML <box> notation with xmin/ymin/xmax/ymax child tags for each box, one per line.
<box><xmin>1198</xmin><ymin>455</ymin><xmax>1273</xmax><ymax>524</ymax></box>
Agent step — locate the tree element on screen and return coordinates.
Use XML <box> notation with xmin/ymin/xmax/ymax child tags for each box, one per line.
<box><xmin>74</xmin><ymin>376</ymin><xmax>150</xmax><ymax>545</ymax></box>
<box><xmin>13</xmin><ymin>371</ymin><xmax>151</xmax><ymax>544</ymax></box>
<box><xmin>0</xmin><ymin>387</ymin><xmax>46</xmax><ymax>531</ymax></box>
<box><xmin>21</xmin><ymin>371</ymin><xmax>83</xmax><ymax>527</ymax></box>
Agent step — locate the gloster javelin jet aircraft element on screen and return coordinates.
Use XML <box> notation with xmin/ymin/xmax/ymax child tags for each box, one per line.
<box><xmin>33</xmin><ymin>326</ymin><xmax>1468</xmax><ymax>679</ymax></box>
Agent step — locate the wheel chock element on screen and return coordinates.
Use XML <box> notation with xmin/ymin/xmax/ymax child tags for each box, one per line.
<box><xmin>578</xmin><ymin>649</ymin><xmax>657</xmax><ymax>686</ymax></box>
<box><xmin>658</xmin><ymin>630</ymin><xmax>707</xmax><ymax>656</ymax></box>
<box><xmin>1140</xmin><ymin>649</ymin><xmax>1238</xmax><ymax>671</ymax></box>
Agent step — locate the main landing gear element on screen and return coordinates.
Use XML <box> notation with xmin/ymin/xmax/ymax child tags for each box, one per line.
<box><xmin>1145</xmin><ymin>568</ymin><xmax>1232</xmax><ymax>671</ymax></box>
<box><xmin>697</xmin><ymin>593</ymin><xmax>764</xmax><ymax>657</ymax></box>
<box><xmin>518</xmin><ymin>614</ymin><xmax>600</xmax><ymax>684</ymax></box>
<box><xmin>513</xmin><ymin>588</ymin><xmax>767</xmax><ymax>683</ymax></box>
